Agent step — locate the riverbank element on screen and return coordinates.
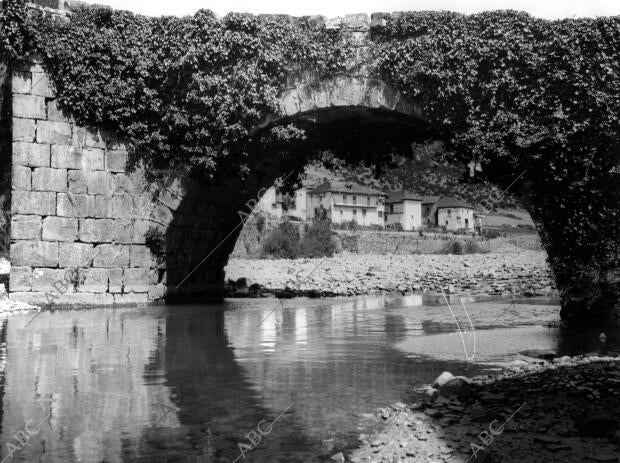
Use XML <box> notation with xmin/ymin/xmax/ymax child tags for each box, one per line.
<box><xmin>349</xmin><ymin>355</ymin><xmax>620</xmax><ymax>463</ymax></box>
<box><xmin>224</xmin><ymin>249</ymin><xmax>554</xmax><ymax>298</ymax></box>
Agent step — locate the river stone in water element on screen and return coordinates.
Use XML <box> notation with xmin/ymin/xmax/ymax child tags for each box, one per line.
<box><xmin>432</xmin><ymin>371</ymin><xmax>454</xmax><ymax>388</ymax></box>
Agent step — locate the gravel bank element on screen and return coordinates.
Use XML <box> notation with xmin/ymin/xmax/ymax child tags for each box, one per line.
<box><xmin>348</xmin><ymin>355</ymin><xmax>620</xmax><ymax>463</ymax></box>
<box><xmin>224</xmin><ymin>250</ymin><xmax>554</xmax><ymax>298</ymax></box>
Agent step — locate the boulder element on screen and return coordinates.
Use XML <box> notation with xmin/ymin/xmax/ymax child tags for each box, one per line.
<box><xmin>439</xmin><ymin>376</ymin><xmax>475</xmax><ymax>398</ymax></box>
<box><xmin>432</xmin><ymin>371</ymin><xmax>454</xmax><ymax>388</ymax></box>
<box><xmin>518</xmin><ymin>349</ymin><xmax>556</xmax><ymax>361</ymax></box>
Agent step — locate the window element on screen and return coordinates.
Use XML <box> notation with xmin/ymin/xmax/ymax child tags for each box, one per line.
<box><xmin>353</xmin><ymin>196</ymin><xmax>357</xmax><ymax>205</ymax></box>
<box><xmin>362</xmin><ymin>209</ymin><xmax>367</xmax><ymax>216</ymax></box>
<box><xmin>272</xmin><ymin>203</ymin><xmax>277</xmax><ymax>209</ymax></box>
<box><xmin>353</xmin><ymin>209</ymin><xmax>357</xmax><ymax>216</ymax></box>
<box><xmin>367</xmin><ymin>196</ymin><xmax>370</xmax><ymax>205</ymax></box>
<box><xmin>340</xmin><ymin>210</ymin><xmax>343</xmax><ymax>219</ymax></box>
<box><xmin>389</xmin><ymin>205</ymin><xmax>394</xmax><ymax>213</ymax></box>
<box><xmin>343</xmin><ymin>194</ymin><xmax>347</xmax><ymax>203</ymax></box>
<box><xmin>447</xmin><ymin>209</ymin><xmax>451</xmax><ymax>215</ymax></box>
<box><xmin>445</xmin><ymin>220</ymin><xmax>449</xmax><ymax>226</ymax></box>
<box><xmin>378</xmin><ymin>211</ymin><xmax>383</xmax><ymax>218</ymax></box>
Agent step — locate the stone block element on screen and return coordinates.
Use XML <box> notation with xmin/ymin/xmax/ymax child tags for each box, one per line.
<box><xmin>12</xmin><ymin>71</ymin><xmax>31</xmax><ymax>94</ymax></box>
<box><xmin>47</xmin><ymin>100</ymin><xmax>71</xmax><ymax>122</ymax></box>
<box><xmin>13</xmin><ymin>95</ymin><xmax>46</xmax><ymax>119</ymax></box>
<box><xmin>32</xmin><ymin>167</ymin><xmax>67</xmax><ymax>192</ymax></box>
<box><xmin>113</xmin><ymin>293</ymin><xmax>149</xmax><ymax>306</ymax></box>
<box><xmin>108</xmin><ymin>268</ymin><xmax>124</xmax><ymax>293</ymax></box>
<box><xmin>130</xmin><ymin>245</ymin><xmax>154</xmax><ymax>268</ymax></box>
<box><xmin>42</xmin><ymin>217</ymin><xmax>78</xmax><ymax>241</ymax></box>
<box><xmin>31</xmin><ymin>72</ymin><xmax>54</xmax><ymax>97</ymax></box>
<box><xmin>112</xmin><ymin>194</ymin><xmax>134</xmax><ymax>218</ymax></box>
<box><xmin>11</xmin><ymin>191</ymin><xmax>56</xmax><ymax>215</ymax></box>
<box><xmin>93</xmin><ymin>245</ymin><xmax>130</xmax><ymax>268</ymax></box>
<box><xmin>77</xmin><ymin>268</ymin><xmax>109</xmax><ymax>292</ymax></box>
<box><xmin>9</xmin><ymin>292</ymin><xmax>51</xmax><ymax>307</ymax></box>
<box><xmin>10</xmin><ymin>267</ymin><xmax>33</xmax><ymax>292</ymax></box>
<box><xmin>51</xmin><ymin>145</ymin><xmax>104</xmax><ymax>170</ymax></box>
<box><xmin>85</xmin><ymin>171</ymin><xmax>113</xmax><ymax>197</ymax></box>
<box><xmin>132</xmin><ymin>195</ymin><xmax>154</xmax><ymax>219</ymax></box>
<box><xmin>132</xmin><ymin>220</ymin><xmax>151</xmax><ymax>244</ymax></box>
<box><xmin>150</xmin><ymin>204</ymin><xmax>173</xmax><ymax>225</ymax></box>
<box><xmin>36</xmin><ymin>292</ymin><xmax>115</xmax><ymax>307</ymax></box>
<box><xmin>73</xmin><ymin>127</ymin><xmax>106</xmax><ymax>149</ymax></box>
<box><xmin>92</xmin><ymin>196</ymin><xmax>113</xmax><ymax>218</ymax></box>
<box><xmin>12</xmin><ymin>165</ymin><xmax>31</xmax><ymax>190</ymax></box>
<box><xmin>68</xmin><ymin>170</ymin><xmax>87</xmax><ymax>193</ymax></box>
<box><xmin>79</xmin><ymin>219</ymin><xmax>115</xmax><ymax>243</ymax></box>
<box><xmin>13</xmin><ymin>142</ymin><xmax>50</xmax><ymax>167</ymax></box>
<box><xmin>123</xmin><ymin>268</ymin><xmax>151</xmax><ymax>293</ymax></box>
<box><xmin>32</xmin><ymin>268</ymin><xmax>76</xmax><ymax>293</ymax></box>
<box><xmin>11</xmin><ymin>241</ymin><xmax>58</xmax><ymax>267</ymax></box>
<box><xmin>106</xmin><ymin>150</ymin><xmax>127</xmax><ymax>172</ymax></box>
<box><xmin>113</xmin><ymin>174</ymin><xmax>133</xmax><ymax>195</ymax></box>
<box><xmin>11</xmin><ymin>215</ymin><xmax>42</xmax><ymax>240</ymax></box>
<box><xmin>57</xmin><ymin>193</ymin><xmax>95</xmax><ymax>218</ymax></box>
<box><xmin>148</xmin><ymin>284</ymin><xmax>166</xmax><ymax>301</ymax></box>
<box><xmin>59</xmin><ymin>243</ymin><xmax>96</xmax><ymax>267</ymax></box>
<box><xmin>36</xmin><ymin>120</ymin><xmax>72</xmax><ymax>144</ymax></box>
<box><xmin>114</xmin><ymin>219</ymin><xmax>134</xmax><ymax>244</ymax></box>
<box><xmin>13</xmin><ymin>118</ymin><xmax>36</xmax><ymax>142</ymax></box>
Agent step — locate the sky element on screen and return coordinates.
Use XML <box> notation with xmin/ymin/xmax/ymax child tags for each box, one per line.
<box><xmin>100</xmin><ymin>0</ymin><xmax>620</xmax><ymax>19</ymax></box>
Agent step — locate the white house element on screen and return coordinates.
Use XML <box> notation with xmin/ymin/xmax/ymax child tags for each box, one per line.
<box><xmin>435</xmin><ymin>196</ymin><xmax>476</xmax><ymax>231</ymax></box>
<box><xmin>385</xmin><ymin>191</ymin><xmax>423</xmax><ymax>231</ymax></box>
<box><xmin>256</xmin><ymin>186</ymin><xmax>307</xmax><ymax>220</ymax></box>
<box><xmin>306</xmin><ymin>181</ymin><xmax>386</xmax><ymax>227</ymax></box>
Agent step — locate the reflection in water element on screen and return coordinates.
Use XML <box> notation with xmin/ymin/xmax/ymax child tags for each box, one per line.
<box><xmin>1</xmin><ymin>295</ymin><xmax>613</xmax><ymax>462</ymax></box>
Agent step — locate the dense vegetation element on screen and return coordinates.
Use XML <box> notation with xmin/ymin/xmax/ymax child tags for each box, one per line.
<box><xmin>1</xmin><ymin>0</ymin><xmax>618</xmax><ymax>320</ymax></box>
<box><xmin>261</xmin><ymin>209</ymin><xmax>336</xmax><ymax>259</ymax></box>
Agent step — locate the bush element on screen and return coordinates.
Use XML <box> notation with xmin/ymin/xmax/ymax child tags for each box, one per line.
<box><xmin>299</xmin><ymin>208</ymin><xmax>336</xmax><ymax>258</ymax></box>
<box><xmin>261</xmin><ymin>219</ymin><xmax>300</xmax><ymax>258</ymax></box>
<box><xmin>441</xmin><ymin>239</ymin><xmax>489</xmax><ymax>255</ymax></box>
<box><xmin>144</xmin><ymin>226</ymin><xmax>166</xmax><ymax>263</ymax></box>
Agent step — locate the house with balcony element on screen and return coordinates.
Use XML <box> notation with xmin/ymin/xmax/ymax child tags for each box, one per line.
<box><xmin>384</xmin><ymin>191</ymin><xmax>423</xmax><ymax>231</ymax></box>
<box><xmin>307</xmin><ymin>181</ymin><xmax>386</xmax><ymax>227</ymax></box>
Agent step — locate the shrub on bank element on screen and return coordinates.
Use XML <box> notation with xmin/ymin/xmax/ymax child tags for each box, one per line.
<box><xmin>300</xmin><ymin>208</ymin><xmax>336</xmax><ymax>258</ymax></box>
<box><xmin>261</xmin><ymin>219</ymin><xmax>301</xmax><ymax>259</ymax></box>
<box><xmin>441</xmin><ymin>240</ymin><xmax>489</xmax><ymax>255</ymax></box>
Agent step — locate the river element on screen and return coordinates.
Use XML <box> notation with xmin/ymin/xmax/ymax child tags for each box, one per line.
<box><xmin>0</xmin><ymin>295</ymin><xmax>614</xmax><ymax>462</ymax></box>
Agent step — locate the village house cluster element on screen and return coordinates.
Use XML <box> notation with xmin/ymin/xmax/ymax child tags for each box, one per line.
<box><xmin>258</xmin><ymin>180</ymin><xmax>485</xmax><ymax>232</ymax></box>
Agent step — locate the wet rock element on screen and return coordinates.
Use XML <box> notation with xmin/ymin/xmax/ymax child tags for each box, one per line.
<box><xmin>439</xmin><ymin>376</ymin><xmax>475</xmax><ymax>398</ymax></box>
<box><xmin>518</xmin><ymin>349</ymin><xmax>556</xmax><ymax>360</ymax></box>
<box><xmin>330</xmin><ymin>452</ymin><xmax>345</xmax><ymax>462</ymax></box>
<box><xmin>432</xmin><ymin>371</ymin><xmax>454</xmax><ymax>388</ymax></box>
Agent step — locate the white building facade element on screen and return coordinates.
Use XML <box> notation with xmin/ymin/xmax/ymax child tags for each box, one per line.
<box><xmin>306</xmin><ymin>181</ymin><xmax>386</xmax><ymax>227</ymax></box>
<box><xmin>384</xmin><ymin>192</ymin><xmax>423</xmax><ymax>231</ymax></box>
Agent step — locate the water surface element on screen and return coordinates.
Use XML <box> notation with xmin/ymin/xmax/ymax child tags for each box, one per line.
<box><xmin>0</xmin><ymin>295</ymin><xmax>613</xmax><ymax>462</ymax></box>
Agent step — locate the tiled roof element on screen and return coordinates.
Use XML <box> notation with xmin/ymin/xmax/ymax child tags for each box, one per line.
<box><xmin>386</xmin><ymin>191</ymin><xmax>423</xmax><ymax>203</ymax></box>
<box><xmin>310</xmin><ymin>180</ymin><xmax>386</xmax><ymax>196</ymax></box>
<box><xmin>435</xmin><ymin>195</ymin><xmax>475</xmax><ymax>209</ymax></box>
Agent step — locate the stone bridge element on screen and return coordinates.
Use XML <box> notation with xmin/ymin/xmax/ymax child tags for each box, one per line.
<box><xmin>0</xmin><ymin>1</ymin><xmax>618</xmax><ymax>324</ymax></box>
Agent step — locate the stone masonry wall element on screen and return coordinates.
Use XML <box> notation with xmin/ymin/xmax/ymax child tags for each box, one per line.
<box><xmin>8</xmin><ymin>59</ymin><xmax>175</xmax><ymax>306</ymax></box>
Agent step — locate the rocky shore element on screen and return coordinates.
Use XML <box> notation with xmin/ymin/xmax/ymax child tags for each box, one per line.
<box><xmin>224</xmin><ymin>250</ymin><xmax>554</xmax><ymax>299</ymax></box>
<box><xmin>347</xmin><ymin>354</ymin><xmax>620</xmax><ymax>463</ymax></box>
